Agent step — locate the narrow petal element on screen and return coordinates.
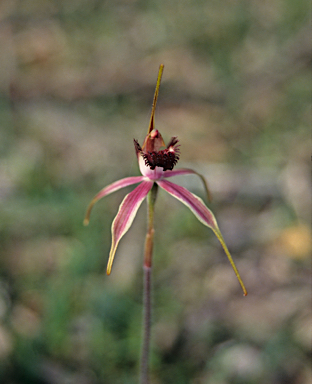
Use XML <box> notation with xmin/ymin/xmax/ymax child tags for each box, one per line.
<box><xmin>157</xmin><ymin>179</ymin><xmax>217</xmax><ymax>228</ymax></box>
<box><xmin>163</xmin><ymin>168</ymin><xmax>212</xmax><ymax>202</ymax></box>
<box><xmin>107</xmin><ymin>180</ymin><xmax>154</xmax><ymax>275</ymax></box>
<box><xmin>157</xmin><ymin>180</ymin><xmax>247</xmax><ymax>296</ymax></box>
<box><xmin>84</xmin><ymin>176</ymin><xmax>145</xmax><ymax>225</ymax></box>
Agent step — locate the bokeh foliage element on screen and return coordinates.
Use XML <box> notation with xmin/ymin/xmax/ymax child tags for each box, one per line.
<box><xmin>0</xmin><ymin>0</ymin><xmax>310</xmax><ymax>383</ymax></box>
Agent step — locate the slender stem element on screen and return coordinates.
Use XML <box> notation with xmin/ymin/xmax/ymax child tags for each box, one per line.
<box><xmin>141</xmin><ymin>265</ymin><xmax>152</xmax><ymax>384</ymax></box>
<box><xmin>140</xmin><ymin>183</ymin><xmax>158</xmax><ymax>384</ymax></box>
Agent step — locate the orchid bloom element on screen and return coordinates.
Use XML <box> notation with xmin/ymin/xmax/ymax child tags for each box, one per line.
<box><xmin>84</xmin><ymin>64</ymin><xmax>247</xmax><ymax>296</ymax></box>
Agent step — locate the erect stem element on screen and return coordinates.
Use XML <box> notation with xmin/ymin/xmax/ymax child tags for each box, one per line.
<box><xmin>140</xmin><ymin>183</ymin><xmax>158</xmax><ymax>384</ymax></box>
<box><xmin>141</xmin><ymin>265</ymin><xmax>152</xmax><ymax>384</ymax></box>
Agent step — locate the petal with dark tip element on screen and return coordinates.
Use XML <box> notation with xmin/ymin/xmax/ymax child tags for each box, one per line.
<box><xmin>107</xmin><ymin>180</ymin><xmax>154</xmax><ymax>275</ymax></box>
<box><xmin>157</xmin><ymin>179</ymin><xmax>247</xmax><ymax>296</ymax></box>
<box><xmin>84</xmin><ymin>176</ymin><xmax>145</xmax><ymax>225</ymax></box>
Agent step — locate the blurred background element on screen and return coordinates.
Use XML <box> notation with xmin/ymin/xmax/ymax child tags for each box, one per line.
<box><xmin>0</xmin><ymin>0</ymin><xmax>310</xmax><ymax>383</ymax></box>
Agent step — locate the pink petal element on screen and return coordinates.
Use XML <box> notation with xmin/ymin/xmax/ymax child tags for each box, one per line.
<box><xmin>157</xmin><ymin>179</ymin><xmax>247</xmax><ymax>296</ymax></box>
<box><xmin>157</xmin><ymin>179</ymin><xmax>217</xmax><ymax>228</ymax></box>
<box><xmin>107</xmin><ymin>180</ymin><xmax>154</xmax><ymax>275</ymax></box>
<box><xmin>84</xmin><ymin>176</ymin><xmax>145</xmax><ymax>225</ymax></box>
<box><xmin>163</xmin><ymin>168</ymin><xmax>212</xmax><ymax>202</ymax></box>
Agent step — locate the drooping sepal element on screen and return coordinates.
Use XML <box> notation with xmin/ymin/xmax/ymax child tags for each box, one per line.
<box><xmin>163</xmin><ymin>168</ymin><xmax>212</xmax><ymax>202</ymax></box>
<box><xmin>84</xmin><ymin>176</ymin><xmax>145</xmax><ymax>226</ymax></box>
<box><xmin>157</xmin><ymin>179</ymin><xmax>247</xmax><ymax>296</ymax></box>
<box><xmin>107</xmin><ymin>180</ymin><xmax>154</xmax><ymax>275</ymax></box>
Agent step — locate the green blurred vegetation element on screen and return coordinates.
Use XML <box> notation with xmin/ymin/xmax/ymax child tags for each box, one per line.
<box><xmin>0</xmin><ymin>0</ymin><xmax>310</xmax><ymax>383</ymax></box>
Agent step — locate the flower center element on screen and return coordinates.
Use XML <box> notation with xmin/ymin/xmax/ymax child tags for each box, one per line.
<box><xmin>134</xmin><ymin>136</ymin><xmax>180</xmax><ymax>172</ymax></box>
<box><xmin>143</xmin><ymin>149</ymin><xmax>178</xmax><ymax>171</ymax></box>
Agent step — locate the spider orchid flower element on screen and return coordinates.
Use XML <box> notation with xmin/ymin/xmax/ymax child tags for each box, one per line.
<box><xmin>84</xmin><ymin>65</ymin><xmax>247</xmax><ymax>296</ymax></box>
